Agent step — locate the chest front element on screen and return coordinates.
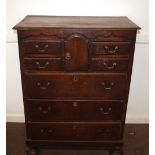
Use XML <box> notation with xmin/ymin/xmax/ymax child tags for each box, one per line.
<box><xmin>13</xmin><ymin>16</ymin><xmax>140</xmax><ymax>155</ymax></box>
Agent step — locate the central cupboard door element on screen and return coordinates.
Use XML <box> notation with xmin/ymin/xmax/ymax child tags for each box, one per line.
<box><xmin>64</xmin><ymin>34</ymin><xmax>89</xmax><ymax>71</ymax></box>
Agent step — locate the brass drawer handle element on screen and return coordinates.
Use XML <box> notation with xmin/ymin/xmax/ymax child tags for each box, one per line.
<box><xmin>36</xmin><ymin>82</ymin><xmax>51</xmax><ymax>90</ymax></box>
<box><xmin>38</xmin><ymin>106</ymin><xmax>51</xmax><ymax>114</ymax></box>
<box><xmin>35</xmin><ymin>61</ymin><xmax>50</xmax><ymax>69</ymax></box>
<box><xmin>104</xmin><ymin>45</ymin><xmax>118</xmax><ymax>54</ymax></box>
<box><xmin>99</xmin><ymin>107</ymin><xmax>112</xmax><ymax>115</ymax></box>
<box><xmin>101</xmin><ymin>82</ymin><xmax>114</xmax><ymax>90</ymax></box>
<box><xmin>34</xmin><ymin>44</ymin><xmax>49</xmax><ymax>52</ymax></box>
<box><xmin>65</xmin><ymin>52</ymin><xmax>71</xmax><ymax>60</ymax></box>
<box><xmin>103</xmin><ymin>62</ymin><xmax>117</xmax><ymax>70</ymax></box>
<box><xmin>40</xmin><ymin>128</ymin><xmax>53</xmax><ymax>134</ymax></box>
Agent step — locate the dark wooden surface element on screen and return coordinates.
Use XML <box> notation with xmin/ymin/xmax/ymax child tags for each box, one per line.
<box><xmin>13</xmin><ymin>16</ymin><xmax>140</xmax><ymax>30</ymax></box>
<box><xmin>6</xmin><ymin>123</ymin><xmax>149</xmax><ymax>155</ymax></box>
<box><xmin>14</xmin><ymin>16</ymin><xmax>140</xmax><ymax>154</ymax></box>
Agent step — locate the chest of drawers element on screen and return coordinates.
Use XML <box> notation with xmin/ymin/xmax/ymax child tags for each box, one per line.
<box><xmin>13</xmin><ymin>16</ymin><xmax>140</xmax><ymax>155</ymax></box>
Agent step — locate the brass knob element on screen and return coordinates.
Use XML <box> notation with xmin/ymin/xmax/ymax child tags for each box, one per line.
<box><xmin>65</xmin><ymin>52</ymin><xmax>71</xmax><ymax>60</ymax></box>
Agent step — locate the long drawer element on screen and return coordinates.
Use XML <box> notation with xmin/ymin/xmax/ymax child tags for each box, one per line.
<box><xmin>26</xmin><ymin>99</ymin><xmax>124</xmax><ymax>122</ymax></box>
<box><xmin>27</xmin><ymin>122</ymin><xmax>122</xmax><ymax>141</ymax></box>
<box><xmin>23</xmin><ymin>73</ymin><xmax>127</xmax><ymax>99</ymax></box>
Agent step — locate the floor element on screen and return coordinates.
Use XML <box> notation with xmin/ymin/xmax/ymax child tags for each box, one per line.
<box><xmin>6</xmin><ymin>123</ymin><xmax>149</xmax><ymax>155</ymax></box>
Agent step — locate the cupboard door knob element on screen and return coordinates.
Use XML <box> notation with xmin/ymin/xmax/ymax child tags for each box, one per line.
<box><xmin>101</xmin><ymin>82</ymin><xmax>114</xmax><ymax>90</ymax></box>
<box><xmin>35</xmin><ymin>61</ymin><xmax>50</xmax><ymax>69</ymax></box>
<box><xmin>103</xmin><ymin>62</ymin><xmax>117</xmax><ymax>70</ymax></box>
<box><xmin>65</xmin><ymin>52</ymin><xmax>71</xmax><ymax>60</ymax></box>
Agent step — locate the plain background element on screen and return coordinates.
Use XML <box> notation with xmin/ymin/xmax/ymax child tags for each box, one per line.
<box><xmin>6</xmin><ymin>0</ymin><xmax>149</xmax><ymax>123</ymax></box>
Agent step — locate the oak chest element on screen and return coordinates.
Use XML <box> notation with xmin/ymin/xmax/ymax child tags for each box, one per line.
<box><xmin>13</xmin><ymin>16</ymin><xmax>140</xmax><ymax>155</ymax></box>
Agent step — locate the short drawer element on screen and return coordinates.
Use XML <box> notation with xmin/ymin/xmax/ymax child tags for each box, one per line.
<box><xmin>90</xmin><ymin>58</ymin><xmax>129</xmax><ymax>71</ymax></box>
<box><xmin>24</xmin><ymin>73</ymin><xmax>127</xmax><ymax>99</ymax></box>
<box><xmin>27</xmin><ymin>122</ymin><xmax>122</xmax><ymax>141</ymax></box>
<box><xmin>90</xmin><ymin>42</ymin><xmax>131</xmax><ymax>56</ymax></box>
<box><xmin>26</xmin><ymin>99</ymin><xmax>124</xmax><ymax>122</ymax></box>
<box><xmin>23</xmin><ymin>58</ymin><xmax>62</xmax><ymax>71</ymax></box>
<box><xmin>22</xmin><ymin>40</ymin><xmax>61</xmax><ymax>55</ymax></box>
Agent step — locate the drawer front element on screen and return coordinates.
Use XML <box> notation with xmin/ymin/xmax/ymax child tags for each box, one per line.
<box><xmin>91</xmin><ymin>42</ymin><xmax>131</xmax><ymax>56</ymax></box>
<box><xmin>26</xmin><ymin>100</ymin><xmax>124</xmax><ymax>122</ymax></box>
<box><xmin>23</xmin><ymin>58</ymin><xmax>62</xmax><ymax>71</ymax></box>
<box><xmin>24</xmin><ymin>73</ymin><xmax>127</xmax><ymax>99</ymax></box>
<box><xmin>27</xmin><ymin>123</ymin><xmax>122</xmax><ymax>141</ymax></box>
<box><xmin>90</xmin><ymin>58</ymin><xmax>128</xmax><ymax>71</ymax></box>
<box><xmin>23</xmin><ymin>40</ymin><xmax>61</xmax><ymax>55</ymax></box>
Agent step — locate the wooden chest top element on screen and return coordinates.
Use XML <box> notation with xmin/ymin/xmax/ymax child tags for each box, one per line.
<box><xmin>13</xmin><ymin>15</ymin><xmax>140</xmax><ymax>30</ymax></box>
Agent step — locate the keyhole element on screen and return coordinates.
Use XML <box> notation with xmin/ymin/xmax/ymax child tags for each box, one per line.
<box><xmin>73</xmin><ymin>76</ymin><xmax>78</xmax><ymax>82</ymax></box>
